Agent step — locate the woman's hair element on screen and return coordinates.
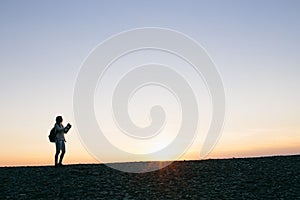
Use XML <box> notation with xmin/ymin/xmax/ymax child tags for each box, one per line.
<box><xmin>56</xmin><ymin>116</ymin><xmax>63</xmax><ymax>123</ymax></box>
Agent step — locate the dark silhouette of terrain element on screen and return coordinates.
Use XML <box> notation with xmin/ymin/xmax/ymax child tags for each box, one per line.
<box><xmin>1</xmin><ymin>155</ymin><xmax>299</xmax><ymax>199</ymax></box>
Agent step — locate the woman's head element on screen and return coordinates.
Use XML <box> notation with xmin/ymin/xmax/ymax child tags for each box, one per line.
<box><xmin>56</xmin><ymin>116</ymin><xmax>63</xmax><ymax>124</ymax></box>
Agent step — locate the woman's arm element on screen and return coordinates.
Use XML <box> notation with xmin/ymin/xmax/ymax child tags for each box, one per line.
<box><xmin>55</xmin><ymin>123</ymin><xmax>65</xmax><ymax>132</ymax></box>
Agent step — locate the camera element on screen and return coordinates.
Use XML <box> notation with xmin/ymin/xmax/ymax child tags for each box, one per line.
<box><xmin>64</xmin><ymin>123</ymin><xmax>72</xmax><ymax>133</ymax></box>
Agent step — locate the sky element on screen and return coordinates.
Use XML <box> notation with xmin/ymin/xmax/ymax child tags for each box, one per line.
<box><xmin>0</xmin><ymin>0</ymin><xmax>299</xmax><ymax>166</ymax></box>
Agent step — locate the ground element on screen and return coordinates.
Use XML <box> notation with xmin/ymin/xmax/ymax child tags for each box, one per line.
<box><xmin>1</xmin><ymin>155</ymin><xmax>300</xmax><ymax>199</ymax></box>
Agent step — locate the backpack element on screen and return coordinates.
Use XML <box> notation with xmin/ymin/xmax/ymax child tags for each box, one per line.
<box><xmin>48</xmin><ymin>126</ymin><xmax>57</xmax><ymax>143</ymax></box>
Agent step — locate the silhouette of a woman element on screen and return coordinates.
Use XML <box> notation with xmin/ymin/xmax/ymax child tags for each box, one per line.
<box><xmin>54</xmin><ymin>116</ymin><xmax>70</xmax><ymax>167</ymax></box>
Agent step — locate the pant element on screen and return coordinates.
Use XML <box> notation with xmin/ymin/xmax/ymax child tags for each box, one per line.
<box><xmin>55</xmin><ymin>140</ymin><xmax>66</xmax><ymax>165</ymax></box>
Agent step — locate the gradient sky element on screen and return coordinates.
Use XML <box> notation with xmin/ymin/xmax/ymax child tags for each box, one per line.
<box><xmin>0</xmin><ymin>0</ymin><xmax>299</xmax><ymax>166</ymax></box>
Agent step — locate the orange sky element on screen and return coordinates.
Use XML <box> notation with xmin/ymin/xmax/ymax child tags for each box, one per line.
<box><xmin>1</xmin><ymin>128</ymin><xmax>299</xmax><ymax>167</ymax></box>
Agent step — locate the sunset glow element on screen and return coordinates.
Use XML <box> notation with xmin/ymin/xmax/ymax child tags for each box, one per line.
<box><xmin>0</xmin><ymin>1</ymin><xmax>299</xmax><ymax>167</ymax></box>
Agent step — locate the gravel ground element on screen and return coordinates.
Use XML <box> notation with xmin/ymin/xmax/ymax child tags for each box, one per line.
<box><xmin>1</xmin><ymin>155</ymin><xmax>300</xmax><ymax>199</ymax></box>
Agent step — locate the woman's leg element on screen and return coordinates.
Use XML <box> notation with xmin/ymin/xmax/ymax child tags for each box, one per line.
<box><xmin>58</xmin><ymin>141</ymin><xmax>66</xmax><ymax>164</ymax></box>
<box><xmin>54</xmin><ymin>141</ymin><xmax>61</xmax><ymax>165</ymax></box>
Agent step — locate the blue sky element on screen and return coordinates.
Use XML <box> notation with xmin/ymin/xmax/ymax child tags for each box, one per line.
<box><xmin>0</xmin><ymin>0</ymin><xmax>299</xmax><ymax>165</ymax></box>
